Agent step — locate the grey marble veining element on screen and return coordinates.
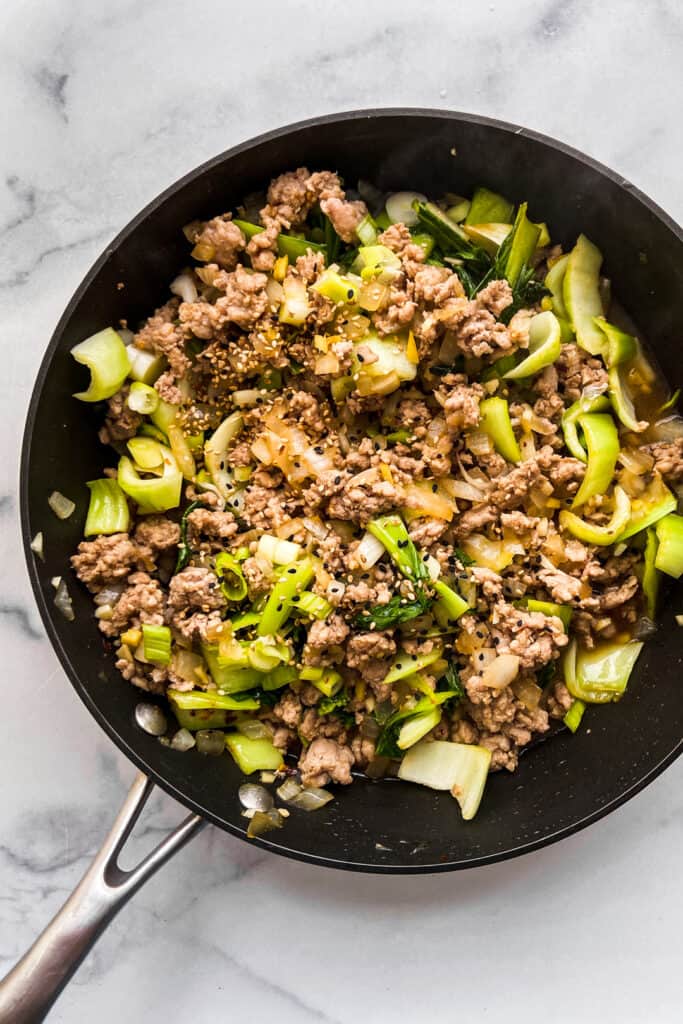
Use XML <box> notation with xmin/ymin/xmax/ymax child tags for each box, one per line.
<box><xmin>1</xmin><ymin>0</ymin><xmax>682</xmax><ymax>1021</ymax></box>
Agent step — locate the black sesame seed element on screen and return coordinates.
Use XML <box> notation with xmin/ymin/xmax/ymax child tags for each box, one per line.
<box><xmin>287</xmin><ymin>568</ymin><xmax>297</xmax><ymax>574</ymax></box>
<box><xmin>334</xmin><ymin>475</ymin><xmax>341</xmax><ymax>484</ymax></box>
<box><xmin>347</xmin><ymin>289</ymin><xmax>354</xmax><ymax>299</ymax></box>
<box><xmin>314</xmin><ymin>446</ymin><xmax>324</xmax><ymax>455</ymax></box>
<box><xmin>431</xmin><ymin>484</ymin><xmax>438</xmax><ymax>493</ymax></box>
<box><xmin>357</xmin><ymin>354</ymin><xmax>365</xmax><ymax>363</ymax></box>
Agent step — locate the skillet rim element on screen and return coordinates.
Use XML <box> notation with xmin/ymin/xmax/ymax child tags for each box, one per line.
<box><xmin>20</xmin><ymin>107</ymin><xmax>683</xmax><ymax>873</ymax></box>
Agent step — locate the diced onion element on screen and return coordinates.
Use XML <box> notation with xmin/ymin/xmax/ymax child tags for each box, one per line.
<box><xmin>425</xmin><ymin>555</ymin><xmax>441</xmax><ymax>581</ymax></box>
<box><xmin>385</xmin><ymin>191</ymin><xmax>427</xmax><ymax>227</ymax></box>
<box><xmin>447</xmin><ymin>479</ymin><xmax>488</xmax><ymax>502</ymax></box>
<box><xmin>170</xmin><ymin>271</ymin><xmax>198</xmax><ymax>304</ymax></box>
<box><xmin>314</xmin><ymin>353</ymin><xmax>340</xmax><ymax>375</ymax></box>
<box><xmin>287</xmin><ymin>787</ymin><xmax>334</xmax><ymax>811</ymax></box>
<box><xmin>276</xmin><ymin>777</ymin><xmax>304</xmax><ymax>802</ymax></box>
<box><xmin>30</xmin><ymin>532</ymin><xmax>44</xmax><ymax>560</ymax></box>
<box><xmin>480</xmin><ymin>653</ymin><xmax>520</xmax><ymax>690</ymax></box>
<box><xmin>466</xmin><ymin>432</ymin><xmax>493</xmax><ymax>457</ymax></box>
<box><xmin>171</xmin><ymin>728</ymin><xmax>196</xmax><ymax>752</ymax></box>
<box><xmin>257</xmin><ymin>534</ymin><xmax>302</xmax><ymax>565</ymax></box>
<box><xmin>355</xmin><ymin>531</ymin><xmax>386</xmax><ymax>569</ymax></box>
<box><xmin>236</xmin><ymin>719</ymin><xmax>271</xmax><ymax>740</ymax></box>
<box><xmin>265</xmin><ymin>277</ymin><xmax>285</xmax><ymax>306</ymax></box>
<box><xmin>195</xmin><ymin>730</ymin><xmax>226</xmax><ymax>756</ymax></box>
<box><xmin>53</xmin><ymin>578</ymin><xmax>75</xmax><ymax>621</ymax></box>
<box><xmin>48</xmin><ymin>491</ymin><xmax>75</xmax><ymax>520</ymax></box>
<box><xmin>618</xmin><ymin>448</ymin><xmax>654</xmax><ymax>475</ymax></box>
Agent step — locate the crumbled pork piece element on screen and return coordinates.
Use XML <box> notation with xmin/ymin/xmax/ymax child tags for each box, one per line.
<box><xmin>167</xmin><ymin>567</ymin><xmax>226</xmax><ymax>641</ymax></box>
<box><xmin>556</xmin><ymin>343</ymin><xmax>608</xmax><ymax>402</ymax></box>
<box><xmin>408</xmin><ymin>517</ymin><xmax>448</xmax><ymax>547</ymax></box>
<box><xmin>190</xmin><ymin>215</ymin><xmax>246</xmax><ymax>270</ymax></box>
<box><xmin>71</xmin><ymin>534</ymin><xmax>148</xmax><ymax>591</ymax></box>
<box><xmin>134</xmin><ymin>298</ymin><xmax>189</xmax><ymax>379</ymax></box>
<box><xmin>241</xmin><ymin>556</ymin><xmax>274</xmax><ymax>599</ymax></box>
<box><xmin>345</xmin><ymin>631</ymin><xmax>396</xmax><ymax>686</ymax></box>
<box><xmin>98</xmin><ymin>386</ymin><xmax>142</xmax><ymax>445</ymax></box>
<box><xmin>451</xmin><ymin>505</ymin><xmax>497</xmax><ymax>539</ymax></box>
<box><xmin>537</xmin><ymin>562</ymin><xmax>584</xmax><ymax>603</ymax></box>
<box><xmin>490</xmin><ymin>461</ymin><xmax>543</xmax><ymax>510</ymax></box>
<box><xmin>327</xmin><ymin>472</ymin><xmax>404</xmax><ymax>524</ymax></box>
<box><xmin>212</xmin><ymin>265</ymin><xmax>270</xmax><ymax>328</ymax></box>
<box><xmin>476</xmin><ymin>279</ymin><xmax>513</xmax><ymax>317</ymax></box>
<box><xmin>320</xmin><ymin>195</ymin><xmax>368</xmax><ymax>242</ymax></box>
<box><xmin>490</xmin><ymin>601</ymin><xmax>568</xmax><ymax>669</ymax></box>
<box><xmin>642</xmin><ymin>439</ymin><xmax>683</xmax><ymax>481</ymax></box>
<box><xmin>580</xmin><ymin>575</ymin><xmax>640</xmax><ymax>613</ymax></box>
<box><xmin>439</xmin><ymin>377</ymin><xmax>484</xmax><ymax>432</ymax></box>
<box><xmin>378</xmin><ymin>223</ymin><xmax>426</xmax><ymax>263</ymax></box>
<box><xmin>302</xmin><ymin>614</ymin><xmax>350</xmax><ymax>667</ymax></box>
<box><xmin>102</xmin><ymin>572</ymin><xmax>166</xmax><ymax>637</ymax></box>
<box><xmin>134</xmin><ymin>517</ymin><xmax>180</xmax><ymax>554</ymax></box>
<box><xmin>187</xmin><ymin>508</ymin><xmax>238</xmax><ymax>549</ymax></box>
<box><xmin>546</xmin><ymin>680</ymin><xmax>573</xmax><ymax>719</ymax></box>
<box><xmin>298</xmin><ymin>738</ymin><xmax>355</xmax><ymax>786</ymax></box>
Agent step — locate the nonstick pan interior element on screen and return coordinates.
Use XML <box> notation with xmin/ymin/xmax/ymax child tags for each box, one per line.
<box><xmin>21</xmin><ymin>110</ymin><xmax>683</xmax><ymax>872</ymax></box>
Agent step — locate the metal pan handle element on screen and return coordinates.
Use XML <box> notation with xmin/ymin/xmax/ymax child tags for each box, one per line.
<box><xmin>0</xmin><ymin>772</ymin><xmax>206</xmax><ymax>1023</ymax></box>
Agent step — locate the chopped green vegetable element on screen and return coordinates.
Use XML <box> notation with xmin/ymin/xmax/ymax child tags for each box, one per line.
<box><xmin>312</xmin><ymin>269</ymin><xmax>359</xmax><ymax>305</ymax></box>
<box><xmin>367</xmin><ymin>514</ymin><xmax>428</xmax><ymax>581</ymax></box>
<box><xmin>432</xmin><ymin>579</ymin><xmax>469</xmax><ymax>624</ymax></box>
<box><xmin>561</xmin><ymin>393</ymin><xmax>611</xmax><ymax>462</ymax></box>
<box><xmin>118</xmin><ymin>445</ymin><xmax>183</xmax><ymax>513</ymax></box>
<box><xmin>258</xmin><ymin>559</ymin><xmax>315</xmax><ymax>636</ymax></box>
<box><xmin>544</xmin><ymin>254</ymin><xmax>569</xmax><ymax>321</ymax></box>
<box><xmin>563</xmin><ymin>699</ymin><xmax>586</xmax><ymax>733</ymax></box>
<box><xmin>654</xmin><ymin>513</ymin><xmax>683</xmax><ymax>578</ymax></box>
<box><xmin>618</xmin><ymin>475</ymin><xmax>677</xmax><ymax>541</ymax></box>
<box><xmin>465</xmin><ymin>186</ymin><xmax>514</xmax><ymax>226</ymax></box>
<box><xmin>142</xmin><ymin>624</ymin><xmax>172</xmax><ymax>665</ymax></box>
<box><xmin>215</xmin><ymin>551</ymin><xmax>248</xmax><ymax>602</ymax></box>
<box><xmin>571</xmin><ymin>413</ymin><xmax>619</xmax><ymax>508</ymax></box>
<box><xmin>318</xmin><ymin>690</ymin><xmax>350</xmax><ymax>716</ymax></box>
<box><xmin>383</xmin><ymin>646</ymin><xmax>443</xmax><ymax>686</ymax></box>
<box><xmin>84</xmin><ymin>478</ymin><xmax>130</xmax><ymax>537</ymax></box>
<box><xmin>479</xmin><ymin>396</ymin><xmax>521</xmax><ymax>463</ymax></box>
<box><xmin>71</xmin><ymin>327</ymin><xmax>131</xmax><ymax>402</ymax></box>
<box><xmin>293</xmin><ymin>591</ymin><xmax>333</xmax><ymax>619</ymax></box>
<box><xmin>503</xmin><ymin>310</ymin><xmax>561</xmax><ymax>380</ymax></box>
<box><xmin>353</xmin><ymin>590</ymin><xmax>432</xmax><ymax>631</ymax></box>
<box><xmin>225</xmin><ymin>733</ymin><xmax>283</xmax><ymax>774</ymax></box>
<box><xmin>495</xmin><ymin>201</ymin><xmax>541</xmax><ymax>289</ymax></box>
<box><xmin>202</xmin><ymin>645</ymin><xmax>264</xmax><ymax>693</ymax></box>
<box><xmin>563</xmin><ymin>234</ymin><xmax>606</xmax><ymax>356</ymax></box>
<box><xmin>175</xmin><ymin>500</ymin><xmax>201</xmax><ymax>573</ymax></box>
<box><xmin>560</xmin><ymin>485</ymin><xmax>631</xmax><ymax>546</ymax></box>
<box><xmin>642</xmin><ymin>528</ymin><xmax>660</xmax><ymax>618</ymax></box>
<box><xmin>565</xmin><ymin>639</ymin><xmax>643</xmax><ymax>704</ymax></box>
<box><xmin>397</xmin><ymin>739</ymin><xmax>492</xmax><ymax>820</ymax></box>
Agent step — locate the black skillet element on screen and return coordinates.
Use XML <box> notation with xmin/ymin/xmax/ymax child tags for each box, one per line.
<box><xmin>1</xmin><ymin>109</ymin><xmax>682</xmax><ymax>1022</ymax></box>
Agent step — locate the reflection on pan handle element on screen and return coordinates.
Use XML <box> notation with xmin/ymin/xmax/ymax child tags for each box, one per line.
<box><xmin>0</xmin><ymin>772</ymin><xmax>206</xmax><ymax>1023</ymax></box>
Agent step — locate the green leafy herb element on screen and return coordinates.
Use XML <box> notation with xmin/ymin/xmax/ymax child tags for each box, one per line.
<box><xmin>324</xmin><ymin>215</ymin><xmax>342</xmax><ymax>264</ymax></box>
<box><xmin>537</xmin><ymin>661</ymin><xmax>557</xmax><ymax>690</ymax></box>
<box><xmin>439</xmin><ymin>663</ymin><xmax>465</xmax><ymax>702</ymax></box>
<box><xmin>453</xmin><ymin>547</ymin><xmax>475</xmax><ymax>567</ymax></box>
<box><xmin>353</xmin><ymin>589</ymin><xmax>432</xmax><ymax>631</ymax></box>
<box><xmin>175</xmin><ymin>500</ymin><xmax>202</xmax><ymax>573</ymax></box>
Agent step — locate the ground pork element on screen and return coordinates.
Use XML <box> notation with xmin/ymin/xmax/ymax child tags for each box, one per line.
<box><xmin>451</xmin><ymin>505</ymin><xmax>497</xmax><ymax>539</ymax></box>
<box><xmin>546</xmin><ymin>680</ymin><xmax>573</xmax><ymax>719</ymax></box>
<box><xmin>580</xmin><ymin>575</ymin><xmax>640</xmax><ymax>613</ymax></box>
<box><xmin>345</xmin><ymin>632</ymin><xmax>396</xmax><ymax>687</ymax></box>
<box><xmin>642</xmin><ymin>439</ymin><xmax>683</xmax><ymax>481</ymax></box>
<box><xmin>298</xmin><ymin>738</ymin><xmax>355</xmax><ymax>786</ymax></box>
<box><xmin>242</xmin><ymin>485</ymin><xmax>292</xmax><ymax>531</ymax></box>
<box><xmin>556</xmin><ymin>342</ymin><xmax>608</xmax><ymax>402</ymax></box>
<box><xmin>241</xmin><ymin>556</ymin><xmax>274</xmax><ymax>599</ymax></box>
<box><xmin>134</xmin><ymin>517</ymin><xmax>180</xmax><ymax>554</ymax></box>
<box><xmin>537</xmin><ymin>445</ymin><xmax>586</xmax><ymax>497</ymax></box>
<box><xmin>98</xmin><ymin>386</ymin><xmax>142</xmax><ymax>445</ymax></box>
<box><xmin>102</xmin><ymin>572</ymin><xmax>166</xmax><ymax>637</ymax></box>
<box><xmin>490</xmin><ymin>601</ymin><xmax>568</xmax><ymax>669</ymax></box>
<box><xmin>378</xmin><ymin>223</ymin><xmax>426</xmax><ymax>263</ymax></box>
<box><xmin>408</xmin><ymin>517</ymin><xmax>448</xmax><ymax>547</ymax></box>
<box><xmin>187</xmin><ymin>508</ymin><xmax>238</xmax><ymax>549</ymax></box>
<box><xmin>167</xmin><ymin>566</ymin><xmax>226</xmax><ymax>641</ymax></box>
<box><xmin>490</xmin><ymin>461</ymin><xmax>544</xmax><ymax>510</ymax></box>
<box><xmin>190</xmin><ymin>214</ymin><xmax>245</xmax><ymax>270</ymax></box>
<box><xmin>320</xmin><ymin>195</ymin><xmax>368</xmax><ymax>242</ymax></box>
<box><xmin>438</xmin><ymin>377</ymin><xmax>484</xmax><ymax>433</ymax></box>
<box><xmin>327</xmin><ymin>472</ymin><xmax>404</xmax><ymax>524</ymax></box>
<box><xmin>462</xmin><ymin>680</ymin><xmax>550</xmax><ymax>772</ymax></box>
<box><xmin>476</xmin><ymin>279</ymin><xmax>513</xmax><ymax>317</ymax></box>
<box><xmin>537</xmin><ymin>561</ymin><xmax>585</xmax><ymax>603</ymax></box>
<box><xmin>134</xmin><ymin>298</ymin><xmax>189</xmax><ymax>380</ymax></box>
<box><xmin>71</xmin><ymin>534</ymin><xmax>148</xmax><ymax>591</ymax></box>
<box><xmin>212</xmin><ymin>265</ymin><xmax>270</xmax><ymax>328</ymax></box>
<box><xmin>302</xmin><ymin>614</ymin><xmax>350</xmax><ymax>666</ymax></box>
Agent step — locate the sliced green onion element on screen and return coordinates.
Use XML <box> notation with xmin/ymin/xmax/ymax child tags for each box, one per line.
<box><xmin>356</xmin><ymin>214</ymin><xmax>378</xmax><ymax>245</ymax></box>
<box><xmin>654</xmin><ymin>513</ymin><xmax>683</xmax><ymax>578</ymax></box>
<box><xmin>202</xmin><ymin>645</ymin><xmax>264</xmax><ymax>692</ymax></box>
<box><xmin>215</xmin><ymin>551</ymin><xmax>248</xmax><ymax>602</ymax></box>
<box><xmin>385</xmin><ymin>191</ymin><xmax>427</xmax><ymax>227</ymax></box>
<box><xmin>560</xmin><ymin>485</ymin><xmax>631</xmax><ymax>546</ymax></box>
<box><xmin>432</xmin><ymin>580</ymin><xmax>469</xmax><ymax>624</ymax></box>
<box><xmin>257</xmin><ymin>558</ymin><xmax>314</xmax><ymax>636</ymax></box>
<box><xmin>545</xmin><ymin>254</ymin><xmax>569</xmax><ymax>321</ymax></box>
<box><xmin>293</xmin><ymin>591</ymin><xmax>332</xmax><ymax>619</ymax></box>
<box><xmin>571</xmin><ymin>413</ymin><xmax>619</xmax><ymax>509</ymax></box>
<box><xmin>247</xmin><ymin>636</ymin><xmax>291</xmax><ymax>672</ymax></box>
<box><xmin>311</xmin><ymin>269</ymin><xmax>359</xmax><ymax>305</ymax></box>
<box><xmin>256</xmin><ymin>534</ymin><xmax>302</xmax><ymax>565</ymax></box>
<box><xmin>84</xmin><ymin>479</ymin><xmax>130</xmax><ymax>536</ymax></box>
<box><xmin>465</xmin><ymin>186</ymin><xmax>514</xmax><ymax>226</ymax></box>
<box><xmin>71</xmin><ymin>327</ymin><xmax>131</xmax><ymax>402</ymax></box>
<box><xmin>142</xmin><ymin>624</ymin><xmax>172</xmax><ymax>665</ymax></box>
<box><xmin>479</xmin><ymin>397</ymin><xmax>521</xmax><ymax>464</ymax></box>
<box><xmin>561</xmin><ymin>393</ymin><xmax>611</xmax><ymax>462</ymax></box>
<box><xmin>126</xmin><ymin>344</ymin><xmax>165</xmax><ymax>385</ymax></box>
<box><xmin>299</xmin><ymin>667</ymin><xmax>343</xmax><ymax>697</ymax></box>
<box><xmin>563</xmin><ymin>234</ymin><xmax>606</xmax><ymax>356</ymax></box>
<box><xmin>384</xmin><ymin>647</ymin><xmax>443</xmax><ymax>686</ymax></box>
<box><xmin>127</xmin><ymin>381</ymin><xmax>159</xmax><ymax>414</ymax></box>
<box><xmin>367</xmin><ymin>514</ymin><xmax>428</xmax><ymax>581</ymax></box>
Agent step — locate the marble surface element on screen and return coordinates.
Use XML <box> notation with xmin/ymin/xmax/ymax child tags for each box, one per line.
<box><xmin>1</xmin><ymin>0</ymin><xmax>682</xmax><ymax>1020</ymax></box>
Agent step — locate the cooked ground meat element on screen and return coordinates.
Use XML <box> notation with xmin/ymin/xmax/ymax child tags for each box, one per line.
<box><xmin>72</xmin><ymin>166</ymin><xmax>662</xmax><ymax>813</ymax></box>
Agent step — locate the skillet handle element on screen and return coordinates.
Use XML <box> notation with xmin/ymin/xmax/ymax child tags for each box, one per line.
<box><xmin>0</xmin><ymin>771</ymin><xmax>206</xmax><ymax>1023</ymax></box>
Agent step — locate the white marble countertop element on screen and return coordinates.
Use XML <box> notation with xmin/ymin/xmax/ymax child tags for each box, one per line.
<box><xmin>1</xmin><ymin>1</ymin><xmax>682</xmax><ymax>1020</ymax></box>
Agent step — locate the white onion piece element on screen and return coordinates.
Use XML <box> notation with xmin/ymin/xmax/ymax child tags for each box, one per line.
<box><xmin>53</xmin><ymin>578</ymin><xmax>75</xmax><ymax>621</ymax></box>
<box><xmin>135</xmin><ymin>702</ymin><xmax>167</xmax><ymax>736</ymax></box>
<box><xmin>648</xmin><ymin>415</ymin><xmax>683</xmax><ymax>442</ymax></box>
<box><xmin>276</xmin><ymin>777</ymin><xmax>304</xmax><ymax>802</ymax></box>
<box><xmin>170</xmin><ymin>271</ymin><xmax>198</xmax><ymax>304</ymax></box>
<box><xmin>171</xmin><ymin>728</ymin><xmax>196</xmax><ymax>752</ymax></box>
<box><xmin>448</xmin><ymin>479</ymin><xmax>487</xmax><ymax>502</ymax></box>
<box><xmin>355</xmin><ymin>531</ymin><xmax>386</xmax><ymax>569</ymax></box>
<box><xmin>48</xmin><ymin>491</ymin><xmax>75</xmax><ymax>520</ymax></box>
<box><xmin>257</xmin><ymin>534</ymin><xmax>302</xmax><ymax>565</ymax></box>
<box><xmin>480</xmin><ymin>654</ymin><xmax>520</xmax><ymax>690</ymax></box>
<box><xmin>287</xmin><ymin>787</ymin><xmax>334</xmax><ymax>811</ymax></box>
<box><xmin>425</xmin><ymin>555</ymin><xmax>441</xmax><ymax>581</ymax></box>
<box><xmin>236</xmin><ymin>719</ymin><xmax>271</xmax><ymax>740</ymax></box>
<box><xmin>30</xmin><ymin>531</ymin><xmax>44</xmax><ymax>560</ymax></box>
<box><xmin>195</xmin><ymin>730</ymin><xmax>225</xmax><ymax>756</ymax></box>
<box><xmin>385</xmin><ymin>191</ymin><xmax>427</xmax><ymax>227</ymax></box>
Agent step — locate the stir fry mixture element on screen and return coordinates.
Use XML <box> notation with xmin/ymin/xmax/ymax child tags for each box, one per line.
<box><xmin>64</xmin><ymin>169</ymin><xmax>683</xmax><ymax>823</ymax></box>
